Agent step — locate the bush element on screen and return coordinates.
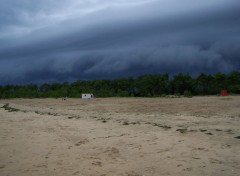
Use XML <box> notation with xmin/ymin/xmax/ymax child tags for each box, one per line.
<box><xmin>174</xmin><ymin>92</ymin><xmax>181</xmax><ymax>97</ymax></box>
<box><xmin>184</xmin><ymin>90</ymin><xmax>192</xmax><ymax>97</ymax></box>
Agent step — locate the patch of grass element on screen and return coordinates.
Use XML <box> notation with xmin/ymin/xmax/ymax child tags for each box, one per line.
<box><xmin>130</xmin><ymin>121</ymin><xmax>141</xmax><ymax>125</ymax></box>
<box><xmin>189</xmin><ymin>129</ymin><xmax>198</xmax><ymax>132</ymax></box>
<box><xmin>1</xmin><ymin>104</ymin><xmax>8</xmax><ymax>109</ymax></box>
<box><xmin>153</xmin><ymin>123</ymin><xmax>171</xmax><ymax>130</ymax></box>
<box><xmin>161</xmin><ymin>125</ymin><xmax>172</xmax><ymax>130</ymax></box>
<box><xmin>176</xmin><ymin>128</ymin><xmax>188</xmax><ymax>133</ymax></box>
<box><xmin>144</xmin><ymin>122</ymin><xmax>152</xmax><ymax>124</ymax></box>
<box><xmin>183</xmin><ymin>90</ymin><xmax>192</xmax><ymax>98</ymax></box>
<box><xmin>35</xmin><ymin>111</ymin><xmax>40</xmax><ymax>114</ymax></box>
<box><xmin>2</xmin><ymin>103</ymin><xmax>20</xmax><ymax>112</ymax></box>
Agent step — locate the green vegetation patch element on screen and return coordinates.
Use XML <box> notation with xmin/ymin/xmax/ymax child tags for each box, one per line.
<box><xmin>1</xmin><ymin>103</ymin><xmax>20</xmax><ymax>112</ymax></box>
<box><xmin>0</xmin><ymin>71</ymin><xmax>239</xmax><ymax>98</ymax></box>
<box><xmin>183</xmin><ymin>90</ymin><xmax>192</xmax><ymax>97</ymax></box>
<box><xmin>176</xmin><ymin>128</ymin><xmax>188</xmax><ymax>133</ymax></box>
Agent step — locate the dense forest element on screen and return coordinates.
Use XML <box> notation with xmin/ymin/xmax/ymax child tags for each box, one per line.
<box><xmin>0</xmin><ymin>71</ymin><xmax>240</xmax><ymax>98</ymax></box>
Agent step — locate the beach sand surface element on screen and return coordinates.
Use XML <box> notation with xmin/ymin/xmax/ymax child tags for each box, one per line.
<box><xmin>0</xmin><ymin>96</ymin><xmax>239</xmax><ymax>176</ymax></box>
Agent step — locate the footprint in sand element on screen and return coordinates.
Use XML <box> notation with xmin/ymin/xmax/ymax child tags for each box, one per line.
<box><xmin>125</xmin><ymin>171</ymin><xmax>141</xmax><ymax>176</ymax></box>
<box><xmin>72</xmin><ymin>171</ymin><xmax>80</xmax><ymax>175</ymax></box>
<box><xmin>75</xmin><ymin>139</ymin><xmax>89</xmax><ymax>146</ymax></box>
<box><xmin>183</xmin><ymin>167</ymin><xmax>192</xmax><ymax>171</ymax></box>
<box><xmin>225</xmin><ymin>129</ymin><xmax>234</xmax><ymax>134</ymax></box>
<box><xmin>209</xmin><ymin>158</ymin><xmax>222</xmax><ymax>164</ymax></box>
<box><xmin>128</xmin><ymin>143</ymin><xmax>142</xmax><ymax>150</ymax></box>
<box><xmin>104</xmin><ymin>147</ymin><xmax>120</xmax><ymax>159</ymax></box>
<box><xmin>0</xmin><ymin>165</ymin><xmax>5</xmax><ymax>169</ymax></box>
<box><xmin>92</xmin><ymin>161</ymin><xmax>102</xmax><ymax>167</ymax></box>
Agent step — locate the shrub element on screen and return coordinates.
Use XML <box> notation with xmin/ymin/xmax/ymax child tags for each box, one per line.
<box><xmin>184</xmin><ymin>90</ymin><xmax>192</xmax><ymax>97</ymax></box>
<box><xmin>174</xmin><ymin>92</ymin><xmax>181</xmax><ymax>97</ymax></box>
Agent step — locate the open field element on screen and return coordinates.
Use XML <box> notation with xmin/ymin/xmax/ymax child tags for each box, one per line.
<box><xmin>0</xmin><ymin>96</ymin><xmax>240</xmax><ymax>176</ymax></box>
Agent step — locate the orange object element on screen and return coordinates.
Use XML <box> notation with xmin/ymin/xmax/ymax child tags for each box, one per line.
<box><xmin>221</xmin><ymin>90</ymin><xmax>228</xmax><ymax>96</ymax></box>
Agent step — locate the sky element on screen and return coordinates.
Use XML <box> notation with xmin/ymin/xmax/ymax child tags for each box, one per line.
<box><xmin>0</xmin><ymin>0</ymin><xmax>240</xmax><ymax>84</ymax></box>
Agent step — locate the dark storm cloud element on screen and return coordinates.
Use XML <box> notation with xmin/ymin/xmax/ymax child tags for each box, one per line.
<box><xmin>0</xmin><ymin>0</ymin><xmax>240</xmax><ymax>84</ymax></box>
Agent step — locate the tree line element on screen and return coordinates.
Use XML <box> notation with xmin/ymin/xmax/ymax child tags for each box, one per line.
<box><xmin>0</xmin><ymin>71</ymin><xmax>240</xmax><ymax>98</ymax></box>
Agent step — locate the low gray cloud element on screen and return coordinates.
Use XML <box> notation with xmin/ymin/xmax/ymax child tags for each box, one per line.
<box><xmin>0</xmin><ymin>0</ymin><xmax>240</xmax><ymax>84</ymax></box>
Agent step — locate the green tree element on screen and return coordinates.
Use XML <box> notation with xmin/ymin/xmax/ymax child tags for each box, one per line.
<box><xmin>171</xmin><ymin>73</ymin><xmax>193</xmax><ymax>95</ymax></box>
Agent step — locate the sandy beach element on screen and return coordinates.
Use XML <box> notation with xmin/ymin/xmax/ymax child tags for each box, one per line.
<box><xmin>0</xmin><ymin>96</ymin><xmax>239</xmax><ymax>176</ymax></box>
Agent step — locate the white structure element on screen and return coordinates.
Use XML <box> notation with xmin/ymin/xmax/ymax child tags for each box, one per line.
<box><xmin>81</xmin><ymin>93</ymin><xmax>94</xmax><ymax>99</ymax></box>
